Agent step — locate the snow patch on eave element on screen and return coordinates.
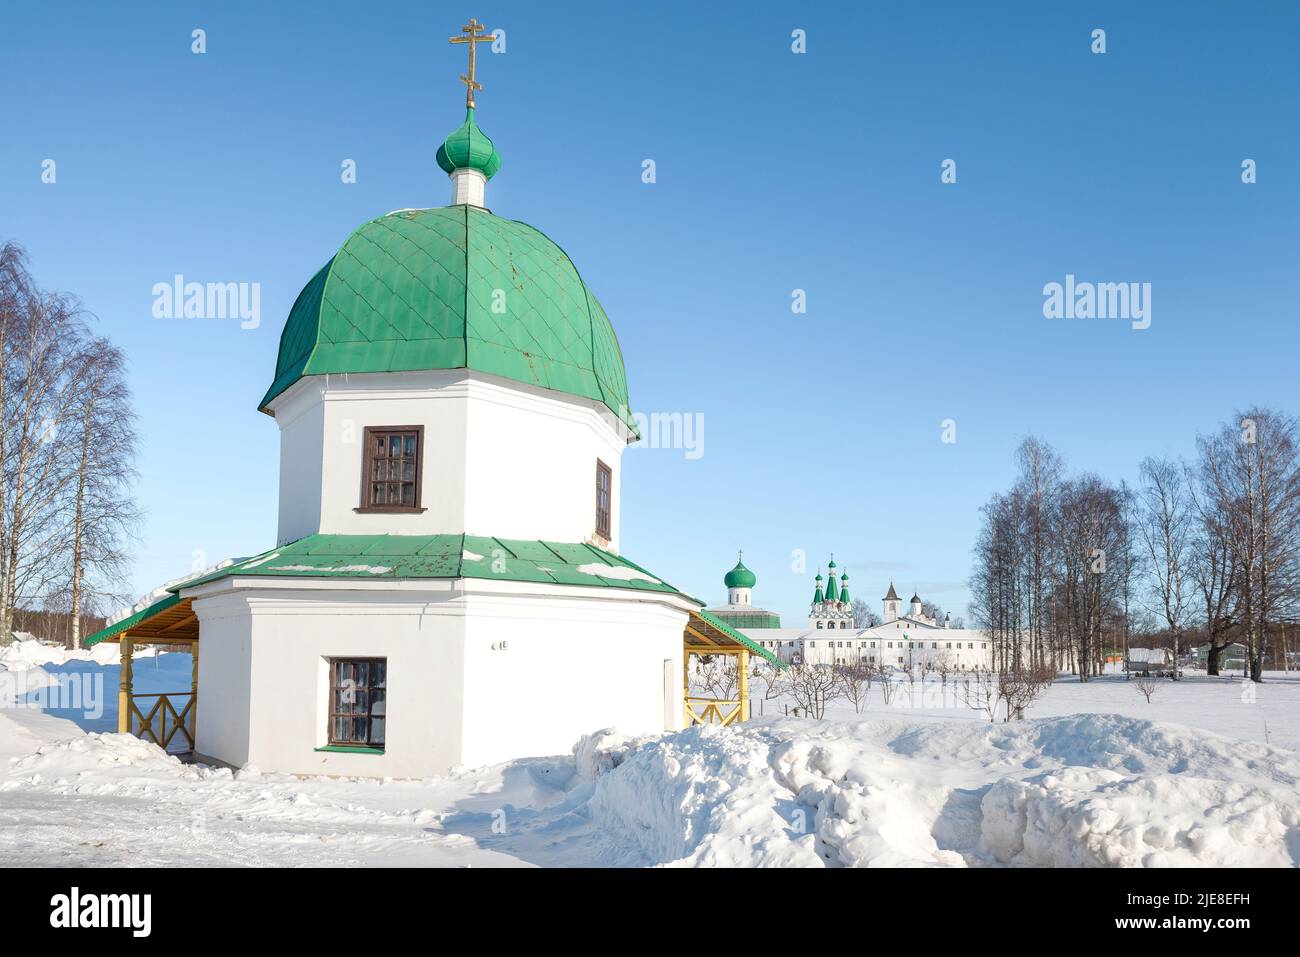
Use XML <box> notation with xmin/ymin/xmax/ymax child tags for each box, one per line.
<box><xmin>267</xmin><ymin>564</ymin><xmax>393</xmax><ymax>575</ymax></box>
<box><xmin>107</xmin><ymin>556</ymin><xmax>246</xmax><ymax>625</ymax></box>
<box><xmin>575</xmin><ymin>562</ymin><xmax>661</xmax><ymax>584</ymax></box>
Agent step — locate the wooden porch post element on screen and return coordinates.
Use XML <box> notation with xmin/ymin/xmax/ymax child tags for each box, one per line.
<box><xmin>738</xmin><ymin>648</ymin><xmax>750</xmax><ymax>722</ymax></box>
<box><xmin>682</xmin><ymin>648</ymin><xmax>691</xmax><ymax>725</ymax></box>
<box><xmin>189</xmin><ymin>640</ymin><xmax>199</xmax><ymax>744</ymax></box>
<box><xmin>117</xmin><ymin>636</ymin><xmax>133</xmax><ymax>734</ymax></box>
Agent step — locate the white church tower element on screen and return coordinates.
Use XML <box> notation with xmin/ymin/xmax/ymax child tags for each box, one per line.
<box><xmin>141</xmin><ymin>24</ymin><xmax>704</xmax><ymax>780</ymax></box>
<box><xmin>882</xmin><ymin>581</ymin><xmax>901</xmax><ymax>623</ymax></box>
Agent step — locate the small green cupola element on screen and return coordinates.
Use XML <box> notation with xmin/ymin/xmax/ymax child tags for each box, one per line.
<box><xmin>839</xmin><ymin>570</ymin><xmax>851</xmax><ymax>604</ymax></box>
<box><xmin>812</xmin><ymin>569</ymin><xmax>824</xmax><ymax>606</ymax></box>
<box><xmin>724</xmin><ymin>552</ymin><xmax>756</xmax><ymax>590</ymax></box>
<box><xmin>436</xmin><ymin>108</ymin><xmax>502</xmax><ymax>181</ymax></box>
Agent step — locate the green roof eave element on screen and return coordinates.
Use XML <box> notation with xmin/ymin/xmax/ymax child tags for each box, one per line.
<box><xmin>84</xmin><ymin>593</ymin><xmax>181</xmax><ymax>647</ymax></box>
<box><xmin>172</xmin><ymin>534</ymin><xmax>695</xmax><ymax>601</ymax></box>
<box><xmin>696</xmin><ymin>610</ymin><xmax>786</xmax><ymax>669</ymax></box>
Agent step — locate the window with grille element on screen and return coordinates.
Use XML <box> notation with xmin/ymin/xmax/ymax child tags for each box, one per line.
<box><xmin>595</xmin><ymin>459</ymin><xmax>612</xmax><ymax>538</ymax></box>
<box><xmin>328</xmin><ymin>658</ymin><xmax>386</xmax><ymax>749</ymax></box>
<box><xmin>360</xmin><ymin>427</ymin><xmax>424</xmax><ymax>511</ymax></box>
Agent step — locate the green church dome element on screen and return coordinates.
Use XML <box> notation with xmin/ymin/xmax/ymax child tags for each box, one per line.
<box><xmin>724</xmin><ymin>558</ymin><xmax>756</xmax><ymax>590</ymax></box>
<box><xmin>259</xmin><ymin>205</ymin><xmax>633</xmax><ymax>429</ymax></box>
<box><xmin>436</xmin><ymin>108</ymin><xmax>502</xmax><ymax>180</ymax></box>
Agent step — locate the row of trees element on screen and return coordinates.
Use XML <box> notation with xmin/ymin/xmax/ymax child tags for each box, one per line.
<box><xmin>0</xmin><ymin>241</ymin><xmax>139</xmax><ymax>647</ymax></box>
<box><xmin>970</xmin><ymin>414</ymin><xmax>1300</xmax><ymax>682</ymax></box>
<box><xmin>691</xmin><ymin>656</ymin><xmax>1052</xmax><ymax>723</ymax></box>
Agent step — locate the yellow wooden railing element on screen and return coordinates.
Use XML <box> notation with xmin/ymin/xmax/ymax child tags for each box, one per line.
<box><xmin>684</xmin><ymin>696</ymin><xmax>743</xmax><ymax>726</ymax></box>
<box><xmin>118</xmin><ymin>637</ymin><xmax>199</xmax><ymax>753</ymax></box>
<box><xmin>128</xmin><ymin>692</ymin><xmax>195</xmax><ymax>752</ymax></box>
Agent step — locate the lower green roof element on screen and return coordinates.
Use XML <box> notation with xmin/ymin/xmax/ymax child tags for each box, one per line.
<box><xmin>174</xmin><ymin>534</ymin><xmax>693</xmax><ymax>599</ymax></box>
<box><xmin>84</xmin><ymin>538</ymin><xmax>786</xmax><ymax>669</ymax></box>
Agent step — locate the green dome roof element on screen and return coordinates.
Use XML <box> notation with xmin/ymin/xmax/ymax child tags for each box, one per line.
<box><xmin>436</xmin><ymin>108</ymin><xmax>501</xmax><ymax>179</ymax></box>
<box><xmin>260</xmin><ymin>205</ymin><xmax>632</xmax><ymax>430</ymax></box>
<box><xmin>724</xmin><ymin>559</ymin><xmax>756</xmax><ymax>590</ymax></box>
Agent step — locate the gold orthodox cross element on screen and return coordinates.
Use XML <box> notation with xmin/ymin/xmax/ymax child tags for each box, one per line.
<box><xmin>449</xmin><ymin>18</ymin><xmax>494</xmax><ymax>109</ymax></box>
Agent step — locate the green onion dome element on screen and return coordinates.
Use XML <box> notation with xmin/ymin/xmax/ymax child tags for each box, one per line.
<box><xmin>436</xmin><ymin>108</ymin><xmax>502</xmax><ymax>180</ymax></box>
<box><xmin>724</xmin><ymin>557</ymin><xmax>757</xmax><ymax>590</ymax></box>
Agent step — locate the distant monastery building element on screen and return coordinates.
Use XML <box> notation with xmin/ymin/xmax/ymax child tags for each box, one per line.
<box><xmin>709</xmin><ymin>556</ymin><xmax>993</xmax><ymax>671</ymax></box>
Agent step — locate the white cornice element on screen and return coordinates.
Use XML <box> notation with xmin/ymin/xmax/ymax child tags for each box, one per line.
<box><xmin>267</xmin><ymin>369</ymin><xmax>626</xmax><ymax>449</ymax></box>
<box><xmin>181</xmin><ymin>573</ymin><xmax>699</xmax><ymax>615</ymax></box>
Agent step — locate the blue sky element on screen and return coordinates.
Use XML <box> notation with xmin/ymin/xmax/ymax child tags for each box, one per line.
<box><xmin>2</xmin><ymin>2</ymin><xmax>1297</xmax><ymax>623</ymax></box>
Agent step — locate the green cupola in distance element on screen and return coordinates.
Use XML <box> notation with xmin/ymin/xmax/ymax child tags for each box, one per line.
<box><xmin>839</xmin><ymin>570</ymin><xmax>851</xmax><ymax>605</ymax></box>
<box><xmin>707</xmin><ymin>552</ymin><xmax>782</xmax><ymax>629</ymax></box>
<box><xmin>437</xmin><ymin>18</ymin><xmax>502</xmax><ymax>207</ymax></box>
<box><xmin>724</xmin><ymin>553</ymin><xmax>757</xmax><ymax>590</ymax></box>
<box><xmin>724</xmin><ymin>550</ymin><xmax>757</xmax><ymax>606</ymax></box>
<box><xmin>812</xmin><ymin>570</ymin><xmax>825</xmax><ymax>606</ymax></box>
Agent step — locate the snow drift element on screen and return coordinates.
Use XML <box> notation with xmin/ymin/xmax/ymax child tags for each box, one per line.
<box><xmin>571</xmin><ymin>714</ymin><xmax>1300</xmax><ymax>867</ymax></box>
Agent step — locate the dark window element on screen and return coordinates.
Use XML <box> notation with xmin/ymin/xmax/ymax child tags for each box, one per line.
<box><xmin>359</xmin><ymin>426</ymin><xmax>424</xmax><ymax>512</ymax></box>
<box><xmin>595</xmin><ymin>459</ymin><xmax>612</xmax><ymax>538</ymax></box>
<box><xmin>329</xmin><ymin>658</ymin><xmax>386</xmax><ymax>748</ymax></box>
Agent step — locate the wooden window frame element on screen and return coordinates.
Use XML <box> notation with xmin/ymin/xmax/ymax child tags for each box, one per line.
<box><xmin>356</xmin><ymin>425</ymin><xmax>426</xmax><ymax>513</ymax></box>
<box><xmin>594</xmin><ymin>459</ymin><xmax>612</xmax><ymax>540</ymax></box>
<box><xmin>327</xmin><ymin>657</ymin><xmax>387</xmax><ymax>750</ymax></box>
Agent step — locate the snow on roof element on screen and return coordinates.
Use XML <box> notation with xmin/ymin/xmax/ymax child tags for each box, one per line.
<box><xmin>268</xmin><ymin>564</ymin><xmax>393</xmax><ymax>575</ymax></box>
<box><xmin>107</xmin><ymin>555</ymin><xmax>247</xmax><ymax>626</ymax></box>
<box><xmin>575</xmin><ymin>562</ymin><xmax>661</xmax><ymax>584</ymax></box>
<box><xmin>1128</xmin><ymin>647</ymin><xmax>1172</xmax><ymax>663</ymax></box>
<box><xmin>738</xmin><ymin>627</ymin><xmax>868</xmax><ymax>640</ymax></box>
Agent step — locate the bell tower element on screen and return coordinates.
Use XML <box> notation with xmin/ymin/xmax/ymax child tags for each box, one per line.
<box><xmin>882</xmin><ymin>580</ymin><xmax>901</xmax><ymax>623</ymax></box>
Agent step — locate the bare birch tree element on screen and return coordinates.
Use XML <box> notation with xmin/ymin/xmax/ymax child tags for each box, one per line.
<box><xmin>0</xmin><ymin>242</ymin><xmax>140</xmax><ymax>646</ymax></box>
<box><xmin>1137</xmin><ymin>457</ymin><xmax>1191</xmax><ymax>673</ymax></box>
<box><xmin>1197</xmin><ymin>410</ymin><xmax>1300</xmax><ymax>681</ymax></box>
<box><xmin>67</xmin><ymin>340</ymin><xmax>140</xmax><ymax>647</ymax></box>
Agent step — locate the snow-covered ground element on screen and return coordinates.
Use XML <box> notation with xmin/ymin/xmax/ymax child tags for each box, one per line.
<box><xmin>1</xmin><ymin>645</ymin><xmax>1297</xmax><ymax>867</ymax></box>
<box><xmin>751</xmin><ymin>667</ymin><xmax>1300</xmax><ymax>750</ymax></box>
